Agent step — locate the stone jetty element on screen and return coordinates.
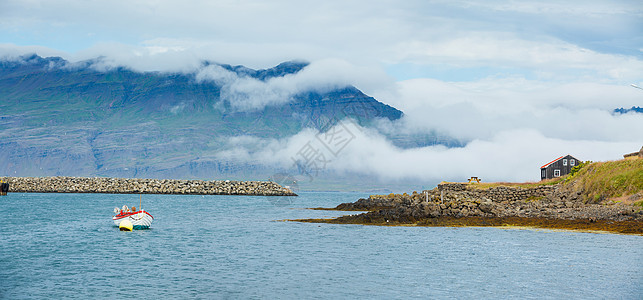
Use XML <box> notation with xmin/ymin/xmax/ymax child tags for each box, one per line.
<box><xmin>0</xmin><ymin>176</ymin><xmax>297</xmax><ymax>196</ymax></box>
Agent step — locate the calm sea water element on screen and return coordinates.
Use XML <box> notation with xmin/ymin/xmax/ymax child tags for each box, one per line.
<box><xmin>0</xmin><ymin>192</ymin><xmax>641</xmax><ymax>299</ymax></box>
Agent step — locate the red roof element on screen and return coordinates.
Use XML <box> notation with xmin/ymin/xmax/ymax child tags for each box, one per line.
<box><xmin>540</xmin><ymin>155</ymin><xmax>564</xmax><ymax>169</ymax></box>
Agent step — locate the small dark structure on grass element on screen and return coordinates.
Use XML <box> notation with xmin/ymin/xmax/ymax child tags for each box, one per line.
<box><xmin>540</xmin><ymin>155</ymin><xmax>581</xmax><ymax>180</ymax></box>
<box><xmin>623</xmin><ymin>146</ymin><xmax>643</xmax><ymax>160</ymax></box>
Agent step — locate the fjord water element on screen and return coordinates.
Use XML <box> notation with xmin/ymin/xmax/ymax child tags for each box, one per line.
<box><xmin>1</xmin><ymin>193</ymin><xmax>641</xmax><ymax>299</ymax></box>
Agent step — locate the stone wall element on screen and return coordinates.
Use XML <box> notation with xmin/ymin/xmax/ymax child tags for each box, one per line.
<box><xmin>0</xmin><ymin>176</ymin><xmax>296</xmax><ymax>196</ymax></box>
<box><xmin>435</xmin><ymin>183</ymin><xmax>557</xmax><ymax>203</ymax></box>
<box><xmin>436</xmin><ymin>183</ymin><xmax>469</xmax><ymax>192</ymax></box>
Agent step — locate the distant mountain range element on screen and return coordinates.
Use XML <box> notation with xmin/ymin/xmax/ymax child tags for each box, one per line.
<box><xmin>1</xmin><ymin>54</ymin><xmax>413</xmax><ymax>180</ymax></box>
<box><xmin>613</xmin><ymin>106</ymin><xmax>643</xmax><ymax>114</ymax></box>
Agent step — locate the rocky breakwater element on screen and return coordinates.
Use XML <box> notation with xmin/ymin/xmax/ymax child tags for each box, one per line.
<box><xmin>0</xmin><ymin>176</ymin><xmax>297</xmax><ymax>196</ymax></box>
<box><xmin>304</xmin><ymin>183</ymin><xmax>643</xmax><ymax>234</ymax></box>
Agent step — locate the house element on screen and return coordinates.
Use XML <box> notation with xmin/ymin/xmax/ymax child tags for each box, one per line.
<box><xmin>540</xmin><ymin>155</ymin><xmax>581</xmax><ymax>180</ymax></box>
<box><xmin>623</xmin><ymin>146</ymin><xmax>643</xmax><ymax>160</ymax></box>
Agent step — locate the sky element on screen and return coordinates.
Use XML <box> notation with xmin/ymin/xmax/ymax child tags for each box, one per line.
<box><xmin>1</xmin><ymin>0</ymin><xmax>643</xmax><ymax>183</ymax></box>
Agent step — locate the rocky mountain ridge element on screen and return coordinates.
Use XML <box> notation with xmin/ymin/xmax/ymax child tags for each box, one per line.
<box><xmin>613</xmin><ymin>106</ymin><xmax>643</xmax><ymax>114</ymax></box>
<box><xmin>1</xmin><ymin>54</ymin><xmax>404</xmax><ymax>179</ymax></box>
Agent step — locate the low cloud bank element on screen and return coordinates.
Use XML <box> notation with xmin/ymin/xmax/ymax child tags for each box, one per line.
<box><xmin>373</xmin><ymin>78</ymin><xmax>643</xmax><ymax>143</ymax></box>
<box><xmin>209</xmin><ymin>76</ymin><xmax>643</xmax><ymax>183</ymax></box>
<box><xmin>212</xmin><ymin>121</ymin><xmax>640</xmax><ymax>183</ymax></box>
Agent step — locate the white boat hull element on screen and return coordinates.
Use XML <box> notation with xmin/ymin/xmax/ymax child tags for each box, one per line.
<box><xmin>113</xmin><ymin>210</ymin><xmax>154</xmax><ymax>229</ymax></box>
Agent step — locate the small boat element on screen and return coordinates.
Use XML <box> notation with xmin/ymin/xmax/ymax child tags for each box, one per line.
<box><xmin>113</xmin><ymin>200</ymin><xmax>154</xmax><ymax>230</ymax></box>
<box><xmin>113</xmin><ymin>206</ymin><xmax>154</xmax><ymax>229</ymax></box>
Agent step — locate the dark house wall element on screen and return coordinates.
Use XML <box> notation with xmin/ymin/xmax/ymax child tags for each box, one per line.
<box><xmin>540</xmin><ymin>155</ymin><xmax>580</xmax><ymax>180</ymax></box>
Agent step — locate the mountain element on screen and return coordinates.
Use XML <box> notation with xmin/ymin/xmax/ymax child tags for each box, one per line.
<box><xmin>0</xmin><ymin>54</ymin><xmax>404</xmax><ymax>179</ymax></box>
<box><xmin>614</xmin><ymin>106</ymin><xmax>643</xmax><ymax>114</ymax></box>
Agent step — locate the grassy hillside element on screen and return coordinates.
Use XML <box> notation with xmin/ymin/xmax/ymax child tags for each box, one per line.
<box><xmin>456</xmin><ymin>158</ymin><xmax>642</xmax><ymax>205</ymax></box>
<box><xmin>566</xmin><ymin>159</ymin><xmax>643</xmax><ymax>204</ymax></box>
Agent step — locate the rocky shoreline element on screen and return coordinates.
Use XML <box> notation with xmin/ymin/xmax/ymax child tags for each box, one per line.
<box><xmin>0</xmin><ymin>176</ymin><xmax>296</xmax><ymax>196</ymax></box>
<box><xmin>302</xmin><ymin>183</ymin><xmax>643</xmax><ymax>234</ymax></box>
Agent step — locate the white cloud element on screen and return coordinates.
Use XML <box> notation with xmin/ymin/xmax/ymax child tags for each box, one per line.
<box><xmin>2</xmin><ymin>0</ymin><xmax>641</xmax><ymax>82</ymax></box>
<box><xmin>372</xmin><ymin>77</ymin><xmax>643</xmax><ymax>142</ymax></box>
<box><xmin>211</xmin><ymin>121</ymin><xmax>640</xmax><ymax>183</ymax></box>
<box><xmin>329</xmin><ymin>127</ymin><xmax>638</xmax><ymax>182</ymax></box>
<box><xmin>449</xmin><ymin>0</ymin><xmax>632</xmax><ymax>15</ymax></box>
<box><xmin>202</xmin><ymin>72</ymin><xmax>643</xmax><ymax>183</ymax></box>
<box><xmin>195</xmin><ymin>58</ymin><xmax>391</xmax><ymax>111</ymax></box>
<box><xmin>72</xmin><ymin>42</ymin><xmax>203</xmax><ymax>73</ymax></box>
<box><xmin>0</xmin><ymin>43</ymin><xmax>67</xmax><ymax>60</ymax></box>
<box><xmin>390</xmin><ymin>34</ymin><xmax>643</xmax><ymax>81</ymax></box>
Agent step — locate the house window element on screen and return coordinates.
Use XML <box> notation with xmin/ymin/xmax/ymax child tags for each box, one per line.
<box><xmin>542</xmin><ymin>169</ymin><xmax>546</xmax><ymax>178</ymax></box>
<box><xmin>554</xmin><ymin>169</ymin><xmax>561</xmax><ymax>177</ymax></box>
<box><xmin>563</xmin><ymin>159</ymin><xmax>568</xmax><ymax>166</ymax></box>
<box><xmin>570</xmin><ymin>159</ymin><xmax>575</xmax><ymax>166</ymax></box>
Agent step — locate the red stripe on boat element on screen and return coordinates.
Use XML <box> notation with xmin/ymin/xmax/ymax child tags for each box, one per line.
<box><xmin>113</xmin><ymin>210</ymin><xmax>154</xmax><ymax>220</ymax></box>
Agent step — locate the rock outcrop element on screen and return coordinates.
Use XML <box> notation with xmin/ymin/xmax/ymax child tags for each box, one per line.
<box><xmin>327</xmin><ymin>183</ymin><xmax>643</xmax><ymax>224</ymax></box>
